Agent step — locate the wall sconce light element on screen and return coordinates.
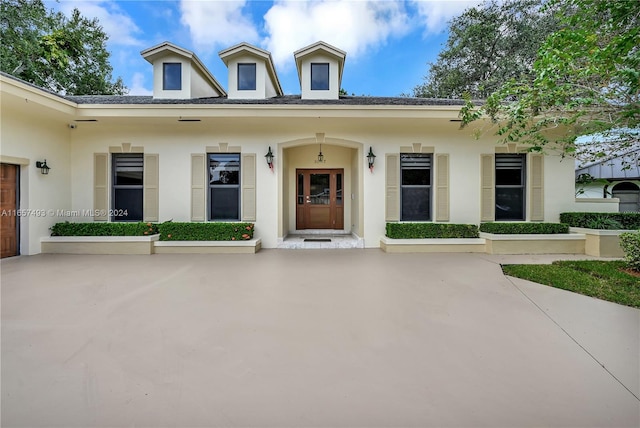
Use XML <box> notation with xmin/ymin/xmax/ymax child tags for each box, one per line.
<box><xmin>367</xmin><ymin>147</ymin><xmax>376</xmax><ymax>172</ymax></box>
<box><xmin>35</xmin><ymin>160</ymin><xmax>50</xmax><ymax>175</ymax></box>
<box><xmin>265</xmin><ymin>146</ymin><xmax>274</xmax><ymax>171</ymax></box>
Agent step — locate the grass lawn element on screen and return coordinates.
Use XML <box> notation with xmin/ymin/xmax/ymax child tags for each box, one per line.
<box><xmin>502</xmin><ymin>260</ymin><xmax>640</xmax><ymax>309</ymax></box>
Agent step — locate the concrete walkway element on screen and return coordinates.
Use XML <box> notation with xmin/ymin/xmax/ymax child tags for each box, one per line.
<box><xmin>2</xmin><ymin>251</ymin><xmax>639</xmax><ymax>427</ymax></box>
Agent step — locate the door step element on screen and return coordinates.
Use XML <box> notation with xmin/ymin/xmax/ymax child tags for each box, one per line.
<box><xmin>278</xmin><ymin>233</ymin><xmax>364</xmax><ymax>249</ymax></box>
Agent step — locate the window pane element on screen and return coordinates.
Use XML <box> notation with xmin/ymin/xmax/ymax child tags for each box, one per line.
<box><xmin>114</xmin><ymin>154</ymin><xmax>143</xmax><ymax>185</ymax></box>
<box><xmin>402</xmin><ymin>169</ymin><xmax>431</xmax><ymax>186</ymax></box>
<box><xmin>238</xmin><ymin>63</ymin><xmax>256</xmax><ymax>90</ymax></box>
<box><xmin>209</xmin><ymin>154</ymin><xmax>240</xmax><ymax>185</ymax></box>
<box><xmin>311</xmin><ymin>63</ymin><xmax>329</xmax><ymax>90</ymax></box>
<box><xmin>163</xmin><ymin>63</ymin><xmax>181</xmax><ymax>90</ymax></box>
<box><xmin>496</xmin><ymin>154</ymin><xmax>524</xmax><ymax>185</ymax></box>
<box><xmin>210</xmin><ymin>187</ymin><xmax>239</xmax><ymax>220</ymax></box>
<box><xmin>114</xmin><ymin>188</ymin><xmax>143</xmax><ymax>221</ymax></box>
<box><xmin>401</xmin><ymin>187</ymin><xmax>431</xmax><ymax>221</ymax></box>
<box><xmin>336</xmin><ymin>173</ymin><xmax>342</xmax><ymax>205</ymax></box>
<box><xmin>496</xmin><ymin>188</ymin><xmax>525</xmax><ymax>220</ymax></box>
<box><xmin>298</xmin><ymin>173</ymin><xmax>304</xmax><ymax>204</ymax></box>
<box><xmin>310</xmin><ymin>173</ymin><xmax>330</xmax><ymax>205</ymax></box>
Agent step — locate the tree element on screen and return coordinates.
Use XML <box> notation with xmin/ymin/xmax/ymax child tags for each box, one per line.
<box><xmin>461</xmin><ymin>0</ymin><xmax>640</xmax><ymax>161</ymax></box>
<box><xmin>0</xmin><ymin>0</ymin><xmax>127</xmax><ymax>95</ymax></box>
<box><xmin>412</xmin><ymin>0</ymin><xmax>560</xmax><ymax>99</ymax></box>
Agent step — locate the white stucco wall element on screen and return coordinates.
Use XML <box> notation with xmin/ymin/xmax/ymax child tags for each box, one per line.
<box><xmin>300</xmin><ymin>52</ymin><xmax>340</xmax><ymax>100</ymax></box>
<box><xmin>151</xmin><ymin>54</ymin><xmax>191</xmax><ymax>99</ymax></box>
<box><xmin>1</xmin><ymin>102</ymin><xmax>72</xmax><ymax>255</ymax></box>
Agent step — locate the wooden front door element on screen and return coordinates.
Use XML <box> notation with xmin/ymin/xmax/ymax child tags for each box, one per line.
<box><xmin>296</xmin><ymin>169</ymin><xmax>344</xmax><ymax>230</ymax></box>
<box><xmin>1</xmin><ymin>163</ymin><xmax>19</xmax><ymax>258</ymax></box>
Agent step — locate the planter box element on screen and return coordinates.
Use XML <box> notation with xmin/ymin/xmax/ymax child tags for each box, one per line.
<box><xmin>41</xmin><ymin>235</ymin><xmax>159</xmax><ymax>255</ymax></box>
<box><xmin>154</xmin><ymin>239</ymin><xmax>261</xmax><ymax>254</ymax></box>
<box><xmin>569</xmin><ymin>227</ymin><xmax>629</xmax><ymax>258</ymax></box>
<box><xmin>480</xmin><ymin>232</ymin><xmax>585</xmax><ymax>255</ymax></box>
<box><xmin>380</xmin><ymin>237</ymin><xmax>486</xmax><ymax>253</ymax></box>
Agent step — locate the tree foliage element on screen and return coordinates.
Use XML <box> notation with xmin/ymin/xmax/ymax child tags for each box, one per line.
<box><xmin>412</xmin><ymin>0</ymin><xmax>560</xmax><ymax>99</ymax></box>
<box><xmin>0</xmin><ymin>0</ymin><xmax>127</xmax><ymax>95</ymax></box>
<box><xmin>461</xmin><ymin>0</ymin><xmax>640</xmax><ymax>160</ymax></box>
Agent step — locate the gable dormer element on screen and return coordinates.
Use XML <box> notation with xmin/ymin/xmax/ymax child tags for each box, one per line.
<box><xmin>294</xmin><ymin>41</ymin><xmax>346</xmax><ymax>100</ymax></box>
<box><xmin>219</xmin><ymin>43</ymin><xmax>283</xmax><ymax>100</ymax></box>
<box><xmin>141</xmin><ymin>42</ymin><xmax>226</xmax><ymax>99</ymax></box>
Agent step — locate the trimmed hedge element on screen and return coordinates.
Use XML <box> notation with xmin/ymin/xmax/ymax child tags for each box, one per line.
<box><xmin>560</xmin><ymin>212</ymin><xmax>640</xmax><ymax>230</ymax></box>
<box><xmin>480</xmin><ymin>222</ymin><xmax>569</xmax><ymax>234</ymax></box>
<box><xmin>620</xmin><ymin>232</ymin><xmax>640</xmax><ymax>271</ymax></box>
<box><xmin>50</xmin><ymin>222</ymin><xmax>158</xmax><ymax>236</ymax></box>
<box><xmin>385</xmin><ymin>223</ymin><xmax>479</xmax><ymax>239</ymax></box>
<box><xmin>158</xmin><ymin>222</ymin><xmax>254</xmax><ymax>241</ymax></box>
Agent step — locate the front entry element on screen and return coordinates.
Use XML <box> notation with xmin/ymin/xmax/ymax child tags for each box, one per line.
<box><xmin>296</xmin><ymin>169</ymin><xmax>344</xmax><ymax>229</ymax></box>
<box><xmin>1</xmin><ymin>163</ymin><xmax>19</xmax><ymax>258</ymax></box>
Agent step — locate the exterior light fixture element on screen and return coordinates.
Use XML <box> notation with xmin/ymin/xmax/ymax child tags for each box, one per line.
<box><xmin>367</xmin><ymin>147</ymin><xmax>376</xmax><ymax>172</ymax></box>
<box><xmin>35</xmin><ymin>160</ymin><xmax>50</xmax><ymax>175</ymax></box>
<box><xmin>315</xmin><ymin>143</ymin><xmax>326</xmax><ymax>163</ymax></box>
<box><xmin>265</xmin><ymin>146</ymin><xmax>274</xmax><ymax>171</ymax></box>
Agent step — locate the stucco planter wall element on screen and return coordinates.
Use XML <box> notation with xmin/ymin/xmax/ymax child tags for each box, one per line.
<box><xmin>480</xmin><ymin>232</ymin><xmax>585</xmax><ymax>255</ymax></box>
<box><xmin>569</xmin><ymin>227</ymin><xmax>628</xmax><ymax>258</ymax></box>
<box><xmin>41</xmin><ymin>235</ymin><xmax>159</xmax><ymax>255</ymax></box>
<box><xmin>380</xmin><ymin>237</ymin><xmax>486</xmax><ymax>253</ymax></box>
<box><xmin>154</xmin><ymin>239</ymin><xmax>261</xmax><ymax>254</ymax></box>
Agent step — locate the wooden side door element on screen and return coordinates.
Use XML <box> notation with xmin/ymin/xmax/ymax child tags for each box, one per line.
<box><xmin>296</xmin><ymin>169</ymin><xmax>344</xmax><ymax>230</ymax></box>
<box><xmin>1</xmin><ymin>163</ymin><xmax>19</xmax><ymax>258</ymax></box>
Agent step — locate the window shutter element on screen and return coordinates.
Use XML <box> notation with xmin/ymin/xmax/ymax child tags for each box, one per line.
<box><xmin>93</xmin><ymin>153</ymin><xmax>108</xmax><ymax>221</ymax></box>
<box><xmin>530</xmin><ymin>154</ymin><xmax>544</xmax><ymax>221</ymax></box>
<box><xmin>385</xmin><ymin>154</ymin><xmax>400</xmax><ymax>221</ymax></box>
<box><xmin>480</xmin><ymin>154</ymin><xmax>495</xmax><ymax>222</ymax></box>
<box><xmin>191</xmin><ymin>154</ymin><xmax>206</xmax><ymax>221</ymax></box>
<box><xmin>143</xmin><ymin>154</ymin><xmax>159</xmax><ymax>222</ymax></box>
<box><xmin>242</xmin><ymin>153</ymin><xmax>256</xmax><ymax>221</ymax></box>
<box><xmin>435</xmin><ymin>153</ymin><xmax>450</xmax><ymax>222</ymax></box>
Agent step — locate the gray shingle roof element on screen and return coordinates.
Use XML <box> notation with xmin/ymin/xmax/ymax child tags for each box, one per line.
<box><xmin>63</xmin><ymin>94</ymin><xmax>477</xmax><ymax>106</ymax></box>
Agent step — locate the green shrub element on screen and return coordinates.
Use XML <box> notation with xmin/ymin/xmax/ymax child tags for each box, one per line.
<box><xmin>620</xmin><ymin>232</ymin><xmax>640</xmax><ymax>271</ymax></box>
<box><xmin>50</xmin><ymin>222</ymin><xmax>157</xmax><ymax>236</ymax></box>
<box><xmin>584</xmin><ymin>216</ymin><xmax>624</xmax><ymax>230</ymax></box>
<box><xmin>158</xmin><ymin>222</ymin><xmax>254</xmax><ymax>241</ymax></box>
<box><xmin>385</xmin><ymin>223</ymin><xmax>479</xmax><ymax>239</ymax></box>
<box><xmin>479</xmin><ymin>222</ymin><xmax>569</xmax><ymax>234</ymax></box>
<box><xmin>560</xmin><ymin>212</ymin><xmax>640</xmax><ymax>229</ymax></box>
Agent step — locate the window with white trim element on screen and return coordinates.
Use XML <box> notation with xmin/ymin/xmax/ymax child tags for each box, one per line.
<box><xmin>238</xmin><ymin>63</ymin><xmax>257</xmax><ymax>91</ymax></box>
<box><xmin>311</xmin><ymin>63</ymin><xmax>329</xmax><ymax>90</ymax></box>
<box><xmin>163</xmin><ymin>63</ymin><xmax>181</xmax><ymax>90</ymax></box>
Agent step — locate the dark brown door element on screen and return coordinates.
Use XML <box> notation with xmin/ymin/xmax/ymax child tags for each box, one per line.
<box><xmin>296</xmin><ymin>169</ymin><xmax>344</xmax><ymax>230</ymax></box>
<box><xmin>1</xmin><ymin>163</ymin><xmax>19</xmax><ymax>258</ymax></box>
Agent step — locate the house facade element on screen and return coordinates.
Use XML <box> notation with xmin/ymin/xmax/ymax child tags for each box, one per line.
<box><xmin>1</xmin><ymin>41</ymin><xmax>601</xmax><ymax>257</ymax></box>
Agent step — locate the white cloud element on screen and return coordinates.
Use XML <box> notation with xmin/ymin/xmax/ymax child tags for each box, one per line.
<box><xmin>179</xmin><ymin>0</ymin><xmax>259</xmax><ymax>53</ymax></box>
<box><xmin>263</xmin><ymin>0</ymin><xmax>411</xmax><ymax>69</ymax></box>
<box><xmin>128</xmin><ymin>72</ymin><xmax>152</xmax><ymax>96</ymax></box>
<box><xmin>410</xmin><ymin>0</ymin><xmax>483</xmax><ymax>34</ymax></box>
<box><xmin>56</xmin><ymin>0</ymin><xmax>143</xmax><ymax>46</ymax></box>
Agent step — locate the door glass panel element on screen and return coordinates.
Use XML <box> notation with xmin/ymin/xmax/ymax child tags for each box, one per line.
<box><xmin>310</xmin><ymin>173</ymin><xmax>330</xmax><ymax>205</ymax></box>
<box><xmin>298</xmin><ymin>173</ymin><xmax>304</xmax><ymax>204</ymax></box>
<box><xmin>336</xmin><ymin>173</ymin><xmax>343</xmax><ymax>205</ymax></box>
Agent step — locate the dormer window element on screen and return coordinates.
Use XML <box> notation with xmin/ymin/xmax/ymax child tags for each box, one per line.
<box><xmin>163</xmin><ymin>63</ymin><xmax>182</xmax><ymax>90</ymax></box>
<box><xmin>238</xmin><ymin>63</ymin><xmax>257</xmax><ymax>91</ymax></box>
<box><xmin>311</xmin><ymin>63</ymin><xmax>329</xmax><ymax>90</ymax></box>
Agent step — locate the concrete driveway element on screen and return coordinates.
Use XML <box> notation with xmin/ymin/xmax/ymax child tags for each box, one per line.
<box><xmin>2</xmin><ymin>251</ymin><xmax>639</xmax><ymax>427</ymax></box>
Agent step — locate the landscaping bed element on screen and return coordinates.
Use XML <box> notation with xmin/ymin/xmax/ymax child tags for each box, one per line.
<box><xmin>43</xmin><ymin>221</ymin><xmax>259</xmax><ymax>254</ymax></box>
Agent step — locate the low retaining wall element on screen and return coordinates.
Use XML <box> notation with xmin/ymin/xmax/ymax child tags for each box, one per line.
<box><xmin>569</xmin><ymin>228</ymin><xmax>626</xmax><ymax>258</ymax></box>
<box><xmin>480</xmin><ymin>232</ymin><xmax>585</xmax><ymax>255</ymax></box>
<box><xmin>381</xmin><ymin>233</ymin><xmax>587</xmax><ymax>255</ymax></box>
<box><xmin>41</xmin><ymin>236</ymin><xmax>261</xmax><ymax>255</ymax></box>
<box><xmin>154</xmin><ymin>239</ymin><xmax>261</xmax><ymax>254</ymax></box>
<box><xmin>380</xmin><ymin>237</ymin><xmax>486</xmax><ymax>253</ymax></box>
<box><xmin>41</xmin><ymin>235</ymin><xmax>159</xmax><ymax>255</ymax></box>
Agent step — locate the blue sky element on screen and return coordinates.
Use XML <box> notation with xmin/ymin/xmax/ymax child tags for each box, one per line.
<box><xmin>50</xmin><ymin>1</ymin><xmax>480</xmax><ymax>96</ymax></box>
